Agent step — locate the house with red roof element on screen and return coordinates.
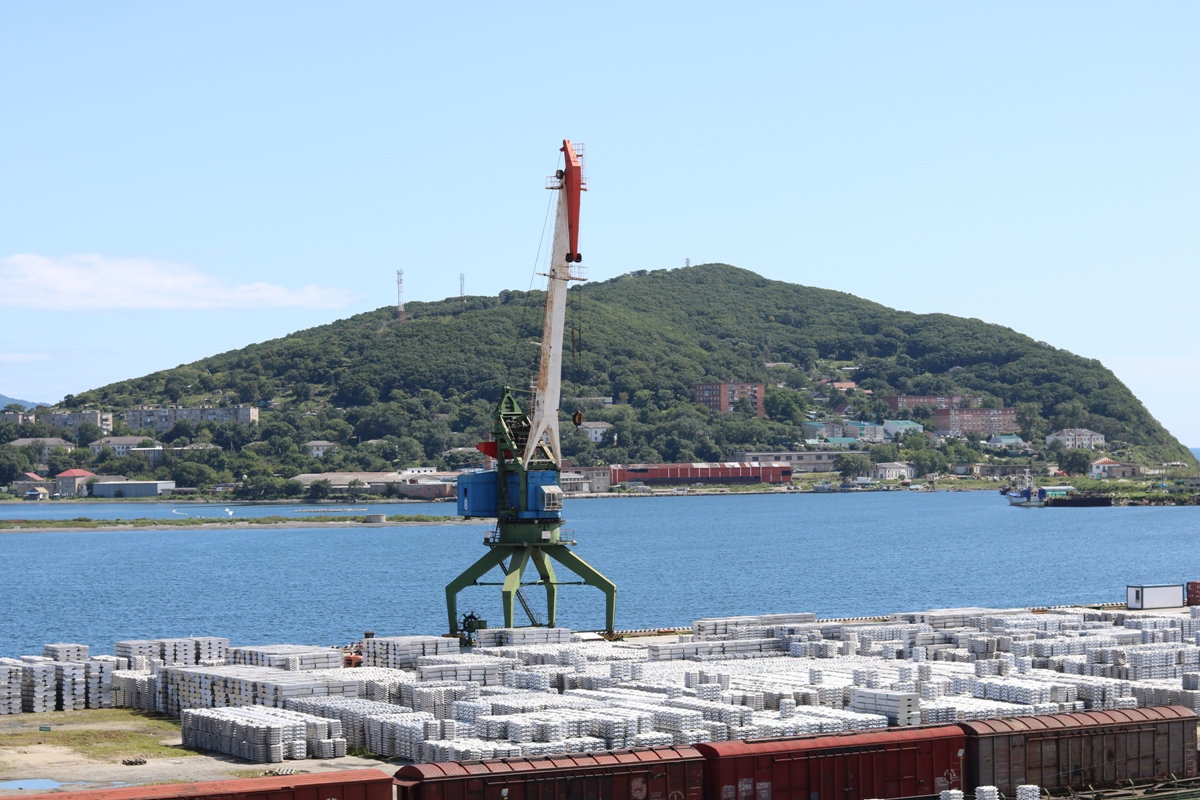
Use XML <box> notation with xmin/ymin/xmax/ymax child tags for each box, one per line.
<box><xmin>55</xmin><ymin>468</ymin><xmax>96</xmax><ymax>497</ymax></box>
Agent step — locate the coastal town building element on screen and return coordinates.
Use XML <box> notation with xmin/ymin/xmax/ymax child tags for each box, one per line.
<box><xmin>91</xmin><ymin>480</ymin><xmax>175</xmax><ymax>498</ymax></box>
<box><xmin>841</xmin><ymin>421</ymin><xmax>886</xmax><ymax>442</ymax></box>
<box><xmin>54</xmin><ymin>468</ymin><xmax>96</xmax><ymax>497</ymax></box>
<box><xmin>124</xmin><ymin>405</ymin><xmax>258</xmax><ymax>433</ymax></box>
<box><xmin>89</xmin><ymin>436</ymin><xmax>164</xmax><ymax>458</ymax></box>
<box><xmin>735</xmin><ymin>451</ymin><xmax>842</xmax><ymax>473</ymax></box>
<box><xmin>577</xmin><ymin>421</ymin><xmax>612</xmax><ymax>443</ymax></box>
<box><xmin>987</xmin><ymin>434</ymin><xmax>1026</xmax><ymax>448</ymax></box>
<box><xmin>883</xmin><ymin>395</ymin><xmax>983</xmax><ymax>411</ymax></box>
<box><xmin>933</xmin><ymin>407</ymin><xmax>1018</xmax><ymax>436</ymax></box>
<box><xmin>883</xmin><ymin>420</ymin><xmax>924</xmax><ymax>440</ymax></box>
<box><xmin>0</xmin><ymin>411</ymin><xmax>37</xmax><ymax>425</ymax></box>
<box><xmin>1090</xmin><ymin>457</ymin><xmax>1139</xmax><ymax>478</ymax></box>
<box><xmin>803</xmin><ymin>421</ymin><xmax>843</xmax><ymax>440</ymax></box>
<box><xmin>871</xmin><ymin>461</ymin><xmax>916</xmax><ymax>481</ymax></box>
<box><xmin>39</xmin><ymin>410</ymin><xmax>115</xmax><ymax>434</ymax></box>
<box><xmin>693</xmin><ymin>382</ymin><xmax>765</xmax><ymax>417</ymax></box>
<box><xmin>1047</xmin><ymin>428</ymin><xmax>1106</xmax><ymax>449</ymax></box>
<box><xmin>7</xmin><ymin>437</ymin><xmax>75</xmax><ymax>462</ymax></box>
<box><xmin>305</xmin><ymin>440</ymin><xmax>338</xmax><ymax>458</ymax></box>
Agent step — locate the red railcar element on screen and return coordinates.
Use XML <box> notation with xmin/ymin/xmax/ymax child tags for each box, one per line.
<box><xmin>395</xmin><ymin>747</ymin><xmax>704</xmax><ymax>800</ymax></box>
<box><xmin>695</xmin><ymin>727</ymin><xmax>966</xmax><ymax>800</ymax></box>
<box><xmin>960</xmin><ymin>706</ymin><xmax>1198</xmax><ymax>793</ymax></box>
<box><xmin>611</xmin><ymin>463</ymin><xmax>792</xmax><ymax>486</ymax></box>
<box><xmin>12</xmin><ymin>769</ymin><xmax>395</xmax><ymax>800</ymax></box>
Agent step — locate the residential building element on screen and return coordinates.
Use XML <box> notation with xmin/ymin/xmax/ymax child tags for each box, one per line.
<box><xmin>693</xmin><ymin>382</ymin><xmax>765</xmax><ymax>417</ymax></box>
<box><xmin>823</xmin><ymin>437</ymin><xmax>860</xmax><ymax>449</ymax></box>
<box><xmin>736</xmin><ymin>451</ymin><xmax>842</xmax><ymax>473</ymax></box>
<box><xmin>883</xmin><ymin>395</ymin><xmax>983</xmax><ymax>411</ymax></box>
<box><xmin>8</xmin><ymin>437</ymin><xmax>75</xmax><ymax>462</ymax></box>
<box><xmin>124</xmin><ymin>405</ymin><xmax>258</xmax><ymax>433</ymax></box>
<box><xmin>0</xmin><ymin>411</ymin><xmax>37</xmax><ymax>425</ymax></box>
<box><xmin>818</xmin><ymin>380</ymin><xmax>857</xmax><ymax>392</ymax></box>
<box><xmin>1046</xmin><ymin>428</ymin><xmax>1106</xmax><ymax>449</ymax></box>
<box><xmin>933</xmin><ymin>407</ymin><xmax>1019</xmax><ymax>436</ymax></box>
<box><xmin>987</xmin><ymin>434</ymin><xmax>1026</xmax><ymax>448</ymax></box>
<box><xmin>305</xmin><ymin>440</ymin><xmax>338</xmax><ymax>458</ymax></box>
<box><xmin>803</xmin><ymin>421</ymin><xmax>843</xmax><ymax>440</ymax></box>
<box><xmin>55</xmin><ymin>468</ymin><xmax>96</xmax><ymax>497</ymax></box>
<box><xmin>871</xmin><ymin>462</ymin><xmax>916</xmax><ymax>481</ymax></box>
<box><xmin>89</xmin><ymin>436</ymin><xmax>164</xmax><ymax>457</ymax></box>
<box><xmin>559</xmin><ymin>471</ymin><xmax>588</xmax><ymax>493</ymax></box>
<box><xmin>577</xmin><ymin>421</ymin><xmax>612</xmax><ymax>443</ymax></box>
<box><xmin>841</xmin><ymin>421</ymin><xmax>886</xmax><ymax>442</ymax></box>
<box><xmin>91</xmin><ymin>480</ymin><xmax>175</xmax><ymax>498</ymax></box>
<box><xmin>11</xmin><ymin>474</ymin><xmax>50</xmax><ymax>496</ymax></box>
<box><xmin>883</xmin><ymin>420</ymin><xmax>924</xmax><ymax>440</ymax></box>
<box><xmin>577</xmin><ymin>466</ymin><xmax>612</xmax><ymax>493</ymax></box>
<box><xmin>40</xmin><ymin>410</ymin><xmax>115</xmax><ymax>434</ymax></box>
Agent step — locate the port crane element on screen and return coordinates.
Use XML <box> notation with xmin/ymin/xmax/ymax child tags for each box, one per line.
<box><xmin>447</xmin><ymin>140</ymin><xmax>617</xmax><ymax>636</ymax></box>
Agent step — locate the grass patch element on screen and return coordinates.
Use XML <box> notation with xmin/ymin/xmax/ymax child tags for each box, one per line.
<box><xmin>226</xmin><ymin>769</ymin><xmax>271</xmax><ymax>779</ymax></box>
<box><xmin>0</xmin><ymin>729</ymin><xmax>195</xmax><ymax>762</ymax></box>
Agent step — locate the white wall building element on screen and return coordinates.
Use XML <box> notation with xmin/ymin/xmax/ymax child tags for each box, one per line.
<box><xmin>1047</xmin><ymin>428</ymin><xmax>1106</xmax><ymax>449</ymax></box>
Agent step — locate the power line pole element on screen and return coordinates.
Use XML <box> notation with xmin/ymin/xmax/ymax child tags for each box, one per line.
<box><xmin>396</xmin><ymin>269</ymin><xmax>405</xmax><ymax>324</ymax></box>
<box><xmin>460</xmin><ymin>272</ymin><xmax>466</xmax><ymax>313</ymax></box>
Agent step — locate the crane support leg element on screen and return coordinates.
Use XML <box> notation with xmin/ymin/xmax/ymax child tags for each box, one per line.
<box><xmin>543</xmin><ymin>545</ymin><xmax>617</xmax><ymax>633</ymax></box>
<box><xmin>501</xmin><ymin>547</ymin><xmax>533</xmax><ymax>630</ymax></box>
<box><xmin>530</xmin><ymin>548</ymin><xmax>558</xmax><ymax>628</ymax></box>
<box><xmin>445</xmin><ymin>547</ymin><xmax>510</xmax><ymax>634</ymax></box>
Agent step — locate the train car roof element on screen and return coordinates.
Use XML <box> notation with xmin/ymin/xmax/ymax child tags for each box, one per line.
<box><xmin>695</xmin><ymin>725</ymin><xmax>964</xmax><ymax>758</ymax></box>
<box><xmin>396</xmin><ymin>746</ymin><xmax>703</xmax><ymax>780</ymax></box>
<box><xmin>959</xmin><ymin>705</ymin><xmax>1197</xmax><ymax>735</ymax></box>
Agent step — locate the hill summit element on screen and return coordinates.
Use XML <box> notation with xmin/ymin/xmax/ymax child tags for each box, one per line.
<box><xmin>61</xmin><ymin>264</ymin><xmax>1190</xmax><ymax>469</ymax></box>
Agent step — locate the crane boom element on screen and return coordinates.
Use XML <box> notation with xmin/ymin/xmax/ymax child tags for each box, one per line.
<box><xmin>524</xmin><ymin>140</ymin><xmax>584</xmax><ymax>466</ymax></box>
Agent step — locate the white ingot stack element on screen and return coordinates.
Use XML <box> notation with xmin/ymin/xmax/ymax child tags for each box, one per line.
<box><xmin>85</xmin><ymin>660</ymin><xmax>116</xmax><ymax>708</ymax></box>
<box><xmin>230</xmin><ymin>645</ymin><xmax>342</xmax><ymax>670</ymax></box>
<box><xmin>940</xmin><ymin>792</ymin><xmax>964</xmax><ymax>800</ymax></box>
<box><xmin>111</xmin><ymin>671</ymin><xmax>157</xmax><ymax>710</ymax></box>
<box><xmin>191</xmin><ymin>637</ymin><xmax>230</xmax><ymax>664</ymax></box>
<box><xmin>43</xmin><ymin>643</ymin><xmax>89</xmax><ymax>662</ymax></box>
<box><xmin>285</xmin><ymin>696</ymin><xmax>413</xmax><ymax>750</ymax></box>
<box><xmin>115</xmin><ymin>640</ymin><xmax>160</xmax><ymax>669</ymax></box>
<box><xmin>54</xmin><ymin>662</ymin><xmax>87</xmax><ymax>711</ymax></box>
<box><xmin>976</xmin><ymin>787</ymin><xmax>1000</xmax><ymax>800</ymax></box>
<box><xmin>21</xmin><ymin>662</ymin><xmax>56</xmax><ymax>713</ymax></box>
<box><xmin>156</xmin><ymin>639</ymin><xmax>198</xmax><ymax>666</ymax></box>
<box><xmin>181</xmin><ymin>706</ymin><xmax>345</xmax><ymax>763</ymax></box>
<box><xmin>1016</xmin><ymin>786</ymin><xmax>1040</xmax><ymax>800</ymax></box>
<box><xmin>363</xmin><ymin>636</ymin><xmax>459</xmax><ymax>669</ymax></box>
<box><xmin>0</xmin><ymin>662</ymin><xmax>22</xmax><ymax>714</ymax></box>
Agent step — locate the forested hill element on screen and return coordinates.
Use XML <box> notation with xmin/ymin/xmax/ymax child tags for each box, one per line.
<box><xmin>65</xmin><ymin>264</ymin><xmax>1191</xmax><ymax>466</ymax></box>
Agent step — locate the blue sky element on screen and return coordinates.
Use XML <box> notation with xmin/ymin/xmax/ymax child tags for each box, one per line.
<box><xmin>1</xmin><ymin>3</ymin><xmax>1197</xmax><ymax>444</ymax></box>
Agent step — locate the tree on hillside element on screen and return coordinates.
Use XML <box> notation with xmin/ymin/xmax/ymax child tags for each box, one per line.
<box><xmin>1058</xmin><ymin>449</ymin><xmax>1094</xmax><ymax>476</ymax></box>
<box><xmin>307</xmin><ymin>479</ymin><xmax>332</xmax><ymax>500</ymax></box>
<box><xmin>1016</xmin><ymin>402</ymin><xmax>1046</xmax><ymax>442</ymax></box>
<box><xmin>0</xmin><ymin>447</ymin><xmax>31</xmax><ymax>484</ymax></box>
<box><xmin>836</xmin><ymin>453</ymin><xmax>872</xmax><ymax>480</ymax></box>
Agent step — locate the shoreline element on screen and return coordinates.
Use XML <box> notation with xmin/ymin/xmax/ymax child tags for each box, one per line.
<box><xmin>0</xmin><ymin>518</ymin><xmax>480</xmax><ymax>535</ymax></box>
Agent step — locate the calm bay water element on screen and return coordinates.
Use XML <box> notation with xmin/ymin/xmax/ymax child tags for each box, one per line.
<box><xmin>0</xmin><ymin>491</ymin><xmax>1196</xmax><ymax>657</ymax></box>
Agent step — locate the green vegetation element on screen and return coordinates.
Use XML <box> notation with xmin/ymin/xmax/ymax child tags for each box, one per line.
<box><xmin>2</xmin><ymin>265</ymin><xmax>1190</xmax><ymax>489</ymax></box>
<box><xmin>0</xmin><ymin>709</ymin><xmax>189</xmax><ymax>762</ymax></box>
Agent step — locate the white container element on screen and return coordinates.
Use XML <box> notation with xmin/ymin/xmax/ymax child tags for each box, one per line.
<box><xmin>1127</xmin><ymin>585</ymin><xmax>1183</xmax><ymax>610</ymax></box>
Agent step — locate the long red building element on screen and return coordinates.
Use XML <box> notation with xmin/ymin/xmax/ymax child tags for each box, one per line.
<box><xmin>611</xmin><ymin>462</ymin><xmax>792</xmax><ymax>486</ymax></box>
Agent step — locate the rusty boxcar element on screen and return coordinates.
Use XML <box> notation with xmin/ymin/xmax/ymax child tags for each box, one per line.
<box><xmin>695</xmin><ymin>726</ymin><xmax>966</xmax><ymax>800</ymax></box>
<box><xmin>11</xmin><ymin>769</ymin><xmax>395</xmax><ymax>800</ymax></box>
<box><xmin>960</xmin><ymin>706</ymin><xmax>1198</xmax><ymax>793</ymax></box>
<box><xmin>395</xmin><ymin>747</ymin><xmax>704</xmax><ymax>800</ymax></box>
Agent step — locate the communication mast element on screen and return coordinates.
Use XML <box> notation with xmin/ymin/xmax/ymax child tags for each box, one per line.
<box><xmin>396</xmin><ymin>269</ymin><xmax>405</xmax><ymax>324</ymax></box>
<box><xmin>460</xmin><ymin>272</ymin><xmax>466</xmax><ymax>313</ymax></box>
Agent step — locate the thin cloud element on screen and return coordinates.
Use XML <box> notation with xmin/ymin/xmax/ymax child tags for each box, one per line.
<box><xmin>0</xmin><ymin>352</ymin><xmax>50</xmax><ymax>363</ymax></box>
<box><xmin>0</xmin><ymin>254</ymin><xmax>358</xmax><ymax>310</ymax></box>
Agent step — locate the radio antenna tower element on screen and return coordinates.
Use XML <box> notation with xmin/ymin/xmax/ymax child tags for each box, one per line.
<box><xmin>396</xmin><ymin>269</ymin><xmax>405</xmax><ymax>324</ymax></box>
<box><xmin>460</xmin><ymin>272</ymin><xmax>466</xmax><ymax>313</ymax></box>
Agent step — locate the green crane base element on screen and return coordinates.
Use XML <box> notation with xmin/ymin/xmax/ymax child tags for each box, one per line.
<box><xmin>445</xmin><ymin>543</ymin><xmax>617</xmax><ymax>634</ymax></box>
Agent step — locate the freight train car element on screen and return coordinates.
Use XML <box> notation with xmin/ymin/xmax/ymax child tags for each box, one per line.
<box><xmin>960</xmin><ymin>706</ymin><xmax>1197</xmax><ymax>794</ymax></box>
<box><xmin>13</xmin><ymin>769</ymin><xmax>395</xmax><ymax>800</ymax></box>
<box><xmin>696</xmin><ymin>727</ymin><xmax>965</xmax><ymax>800</ymax></box>
<box><xmin>611</xmin><ymin>463</ymin><xmax>792</xmax><ymax>486</ymax></box>
<box><xmin>395</xmin><ymin>747</ymin><xmax>704</xmax><ymax>800</ymax></box>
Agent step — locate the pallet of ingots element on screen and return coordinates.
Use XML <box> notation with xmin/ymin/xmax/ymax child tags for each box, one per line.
<box><xmin>381</xmin><ymin>714</ymin><xmax>456</xmax><ymax>760</ymax></box>
<box><xmin>0</xmin><ymin>661</ymin><xmax>22</xmax><ymax>714</ymax></box>
<box><xmin>1132</xmin><ymin>683</ymin><xmax>1200</xmax><ymax>711</ymax></box>
<box><xmin>663</xmin><ymin>696</ymin><xmax>755</xmax><ymax>726</ymax></box>
<box><xmin>417</xmin><ymin>655</ymin><xmax>514</xmax><ymax>684</ymax></box>
<box><xmin>42</xmin><ymin>643</ymin><xmax>89</xmax><ymax>662</ymax></box>
<box><xmin>190</xmin><ymin>637</ymin><xmax>229</xmax><ymax>664</ymax></box>
<box><xmin>181</xmin><ymin>706</ymin><xmax>346</xmax><ymax>763</ymax></box>
<box><xmin>111</xmin><ymin>670</ymin><xmax>158</xmax><ymax>710</ymax></box>
<box><xmin>502</xmin><ymin>665</ymin><xmax>575</xmax><ymax>691</ymax></box>
<box><xmin>53</xmin><ymin>662</ymin><xmax>87</xmax><ymax>711</ymax></box>
<box><xmin>18</xmin><ymin>661</ymin><xmax>56</xmax><ymax>713</ymax></box>
<box><xmin>84</xmin><ymin>658</ymin><xmax>122</xmax><ymax>709</ymax></box>
<box><xmin>156</xmin><ymin>665</ymin><xmax>359</xmax><ymax>715</ymax></box>
<box><xmin>284</xmin><ymin>696</ymin><xmax>408</xmax><ymax>750</ymax></box>
<box><xmin>399</xmin><ymin>680</ymin><xmax>480</xmax><ymax>718</ymax></box>
<box><xmin>304</xmin><ymin>666</ymin><xmax>414</xmax><ymax>700</ymax></box>
<box><xmin>849</xmin><ymin>687</ymin><xmax>921</xmax><ymax>726</ymax></box>
<box><xmin>692</xmin><ymin>613</ymin><xmax>816</xmax><ymax>641</ymax></box>
<box><xmin>362</xmin><ymin>635</ymin><xmax>459</xmax><ymax>669</ymax></box>
<box><xmin>229</xmin><ymin>644</ymin><xmax>343</xmax><ymax>671</ymax></box>
<box><xmin>115</xmin><ymin>640</ymin><xmax>161</xmax><ymax>670</ymax></box>
<box><xmin>417</xmin><ymin>738</ymin><xmax>528</xmax><ymax>762</ymax></box>
<box><xmin>474</xmin><ymin>627</ymin><xmax>574</xmax><ymax>647</ymax></box>
<box><xmin>154</xmin><ymin>638</ymin><xmax>198</xmax><ymax>666</ymax></box>
<box><xmin>646</xmin><ymin>638</ymin><xmax>784</xmax><ymax>661</ymax></box>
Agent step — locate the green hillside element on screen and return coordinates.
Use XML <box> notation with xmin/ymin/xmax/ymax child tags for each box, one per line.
<box><xmin>19</xmin><ymin>264</ymin><xmax>1188</xmax><ymax>490</ymax></box>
